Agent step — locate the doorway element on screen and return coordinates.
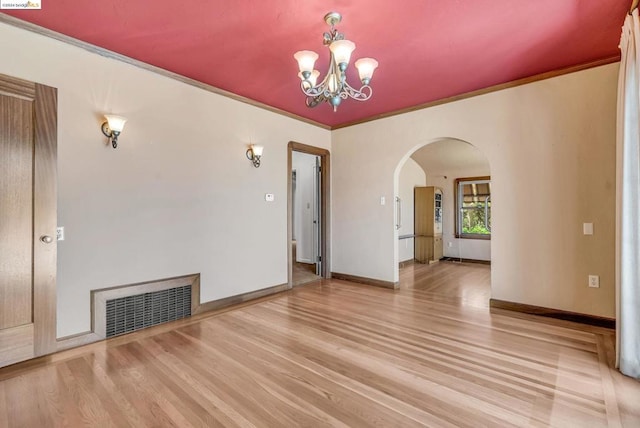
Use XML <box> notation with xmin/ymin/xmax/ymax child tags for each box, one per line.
<box><xmin>395</xmin><ymin>138</ymin><xmax>491</xmax><ymax>288</ymax></box>
<box><xmin>288</xmin><ymin>142</ymin><xmax>330</xmax><ymax>287</ymax></box>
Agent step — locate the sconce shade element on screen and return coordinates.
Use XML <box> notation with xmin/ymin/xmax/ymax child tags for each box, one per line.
<box><xmin>294</xmin><ymin>50</ymin><xmax>319</xmax><ymax>73</ymax></box>
<box><xmin>251</xmin><ymin>145</ymin><xmax>264</xmax><ymax>157</ymax></box>
<box><xmin>329</xmin><ymin>40</ymin><xmax>356</xmax><ymax>65</ymax></box>
<box><xmin>355</xmin><ymin>58</ymin><xmax>379</xmax><ymax>83</ymax></box>
<box><xmin>104</xmin><ymin>115</ymin><xmax>127</xmax><ymax>133</ymax></box>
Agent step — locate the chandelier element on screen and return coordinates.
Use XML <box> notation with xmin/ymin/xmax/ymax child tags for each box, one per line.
<box><xmin>294</xmin><ymin>12</ymin><xmax>379</xmax><ymax>112</ymax></box>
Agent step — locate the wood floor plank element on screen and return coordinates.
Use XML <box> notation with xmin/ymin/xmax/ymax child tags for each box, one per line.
<box><xmin>0</xmin><ymin>261</ymin><xmax>638</xmax><ymax>427</ymax></box>
<box><xmin>91</xmin><ymin>345</ymin><xmax>186</xmax><ymax>427</ymax></box>
<box><xmin>4</xmin><ymin>373</ymin><xmax>51</xmax><ymax>427</ymax></box>
<box><xmin>82</xmin><ymin>353</ymin><xmax>151</xmax><ymax>428</ymax></box>
<box><xmin>56</xmin><ymin>358</ymin><xmax>120</xmax><ymax>427</ymax></box>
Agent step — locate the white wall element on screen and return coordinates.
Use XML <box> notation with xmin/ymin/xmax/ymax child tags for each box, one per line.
<box><xmin>332</xmin><ymin>64</ymin><xmax>617</xmax><ymax>318</ymax></box>
<box><xmin>292</xmin><ymin>151</ymin><xmax>316</xmax><ymax>263</ymax></box>
<box><xmin>397</xmin><ymin>158</ymin><xmax>426</xmax><ymax>262</ymax></box>
<box><xmin>425</xmin><ymin>169</ymin><xmax>491</xmax><ymax>261</ymax></box>
<box><xmin>0</xmin><ymin>22</ymin><xmax>331</xmax><ymax>338</ymax></box>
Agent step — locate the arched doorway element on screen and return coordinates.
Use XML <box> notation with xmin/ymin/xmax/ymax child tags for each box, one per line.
<box><xmin>394</xmin><ymin>138</ymin><xmax>492</xmax><ymax>299</ymax></box>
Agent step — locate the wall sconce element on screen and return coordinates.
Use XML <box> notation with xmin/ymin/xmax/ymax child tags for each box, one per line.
<box><xmin>246</xmin><ymin>144</ymin><xmax>264</xmax><ymax>168</ymax></box>
<box><xmin>101</xmin><ymin>115</ymin><xmax>127</xmax><ymax>149</ymax></box>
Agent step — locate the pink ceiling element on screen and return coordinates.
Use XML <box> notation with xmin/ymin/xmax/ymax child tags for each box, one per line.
<box><xmin>2</xmin><ymin>1</ymin><xmax>628</xmax><ymax>127</ymax></box>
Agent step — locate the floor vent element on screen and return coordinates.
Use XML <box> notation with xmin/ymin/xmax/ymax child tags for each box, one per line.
<box><xmin>92</xmin><ymin>274</ymin><xmax>199</xmax><ymax>339</ymax></box>
<box><xmin>105</xmin><ymin>285</ymin><xmax>191</xmax><ymax>338</ymax></box>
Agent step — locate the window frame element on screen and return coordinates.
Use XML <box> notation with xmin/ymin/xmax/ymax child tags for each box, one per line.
<box><xmin>454</xmin><ymin>176</ymin><xmax>491</xmax><ymax>240</ymax></box>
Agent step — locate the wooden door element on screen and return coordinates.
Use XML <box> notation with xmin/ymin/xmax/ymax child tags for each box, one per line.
<box><xmin>0</xmin><ymin>73</ymin><xmax>57</xmax><ymax>368</ymax></box>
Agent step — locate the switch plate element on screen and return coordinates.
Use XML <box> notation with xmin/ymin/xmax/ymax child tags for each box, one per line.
<box><xmin>583</xmin><ymin>223</ymin><xmax>593</xmax><ymax>235</ymax></box>
<box><xmin>588</xmin><ymin>275</ymin><xmax>600</xmax><ymax>288</ymax></box>
<box><xmin>448</xmin><ymin>242</ymin><xmax>453</xmax><ymax>248</ymax></box>
<box><xmin>56</xmin><ymin>226</ymin><xmax>65</xmax><ymax>241</ymax></box>
<box><xmin>380</xmin><ymin>196</ymin><xmax>386</xmax><ymax>205</ymax></box>
<box><xmin>265</xmin><ymin>193</ymin><xmax>275</xmax><ymax>202</ymax></box>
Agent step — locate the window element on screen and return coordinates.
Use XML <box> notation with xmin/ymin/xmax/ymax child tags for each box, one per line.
<box><xmin>455</xmin><ymin>177</ymin><xmax>491</xmax><ymax>239</ymax></box>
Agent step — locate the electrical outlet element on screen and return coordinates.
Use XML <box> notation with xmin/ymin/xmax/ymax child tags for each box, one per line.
<box><xmin>448</xmin><ymin>242</ymin><xmax>453</xmax><ymax>248</ymax></box>
<box><xmin>588</xmin><ymin>275</ymin><xmax>599</xmax><ymax>288</ymax></box>
<box><xmin>265</xmin><ymin>193</ymin><xmax>275</xmax><ymax>202</ymax></box>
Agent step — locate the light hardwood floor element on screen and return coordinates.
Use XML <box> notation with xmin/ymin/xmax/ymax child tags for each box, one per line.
<box><xmin>0</xmin><ymin>261</ymin><xmax>638</xmax><ymax>427</ymax></box>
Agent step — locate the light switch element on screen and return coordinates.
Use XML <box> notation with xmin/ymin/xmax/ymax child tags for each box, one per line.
<box><xmin>380</xmin><ymin>196</ymin><xmax>386</xmax><ymax>205</ymax></box>
<box><xmin>56</xmin><ymin>226</ymin><xmax>65</xmax><ymax>241</ymax></box>
<box><xmin>265</xmin><ymin>193</ymin><xmax>275</xmax><ymax>202</ymax></box>
<box><xmin>583</xmin><ymin>223</ymin><xmax>593</xmax><ymax>235</ymax></box>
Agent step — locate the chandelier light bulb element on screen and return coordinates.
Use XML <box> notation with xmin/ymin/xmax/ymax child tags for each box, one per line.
<box><xmin>329</xmin><ymin>40</ymin><xmax>356</xmax><ymax>67</ymax></box>
<box><xmin>355</xmin><ymin>58</ymin><xmax>379</xmax><ymax>85</ymax></box>
<box><xmin>294</xmin><ymin>50</ymin><xmax>319</xmax><ymax>75</ymax></box>
<box><xmin>328</xmin><ymin>73</ymin><xmax>339</xmax><ymax>93</ymax></box>
<box><xmin>308</xmin><ymin>69</ymin><xmax>320</xmax><ymax>86</ymax></box>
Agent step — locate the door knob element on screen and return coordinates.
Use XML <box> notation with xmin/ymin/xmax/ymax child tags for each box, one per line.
<box><xmin>40</xmin><ymin>235</ymin><xmax>54</xmax><ymax>244</ymax></box>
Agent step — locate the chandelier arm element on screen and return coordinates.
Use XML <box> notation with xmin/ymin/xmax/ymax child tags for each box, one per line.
<box><xmin>300</xmin><ymin>80</ymin><xmax>327</xmax><ymax>97</ymax></box>
<box><xmin>306</xmin><ymin>93</ymin><xmax>328</xmax><ymax>108</ymax></box>
<box><xmin>341</xmin><ymin>80</ymin><xmax>373</xmax><ymax>101</ymax></box>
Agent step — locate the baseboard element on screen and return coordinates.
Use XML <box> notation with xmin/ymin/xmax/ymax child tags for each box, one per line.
<box><xmin>399</xmin><ymin>259</ymin><xmax>415</xmax><ymax>268</ymax></box>
<box><xmin>194</xmin><ymin>283</ymin><xmax>290</xmax><ymax>314</ymax></box>
<box><xmin>490</xmin><ymin>299</ymin><xmax>616</xmax><ymax>329</ymax></box>
<box><xmin>331</xmin><ymin>272</ymin><xmax>399</xmax><ymax>290</ymax></box>
<box><xmin>56</xmin><ymin>332</ymin><xmax>102</xmax><ymax>352</ymax></box>
<box><xmin>442</xmin><ymin>257</ymin><xmax>491</xmax><ymax>265</ymax></box>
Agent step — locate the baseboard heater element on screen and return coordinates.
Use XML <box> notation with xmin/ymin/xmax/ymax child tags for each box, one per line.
<box><xmin>92</xmin><ymin>274</ymin><xmax>199</xmax><ymax>339</ymax></box>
